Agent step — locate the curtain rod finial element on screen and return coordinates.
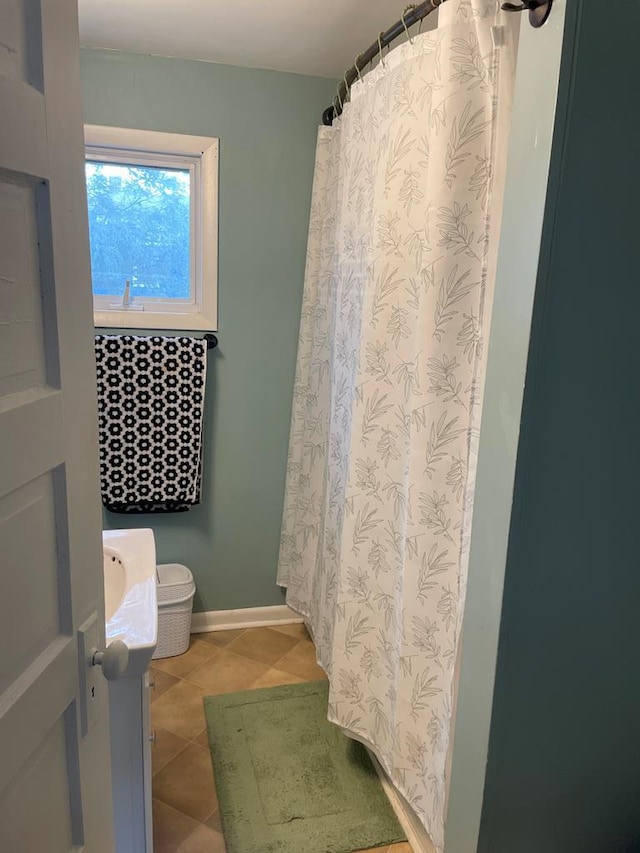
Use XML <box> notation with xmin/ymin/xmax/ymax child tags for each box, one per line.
<box><xmin>322</xmin><ymin>105</ymin><xmax>335</xmax><ymax>126</ymax></box>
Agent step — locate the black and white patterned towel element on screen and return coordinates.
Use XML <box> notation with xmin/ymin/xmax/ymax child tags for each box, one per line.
<box><xmin>95</xmin><ymin>335</ymin><xmax>208</xmax><ymax>514</ymax></box>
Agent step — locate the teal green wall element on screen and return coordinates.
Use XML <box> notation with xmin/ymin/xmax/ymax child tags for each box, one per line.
<box><xmin>80</xmin><ymin>49</ymin><xmax>335</xmax><ymax>612</ymax></box>
<box><xmin>444</xmin><ymin>9</ymin><xmax>569</xmax><ymax>851</ymax></box>
<box><xmin>478</xmin><ymin>1</ymin><xmax>640</xmax><ymax>850</ymax></box>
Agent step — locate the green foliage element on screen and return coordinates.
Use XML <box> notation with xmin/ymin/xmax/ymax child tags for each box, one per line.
<box><xmin>85</xmin><ymin>161</ymin><xmax>191</xmax><ymax>299</ymax></box>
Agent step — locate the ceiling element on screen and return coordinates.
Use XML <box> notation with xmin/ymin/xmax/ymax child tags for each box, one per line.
<box><xmin>77</xmin><ymin>0</ymin><xmax>422</xmax><ymax>79</ymax></box>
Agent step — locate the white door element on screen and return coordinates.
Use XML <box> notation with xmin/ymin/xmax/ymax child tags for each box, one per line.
<box><xmin>0</xmin><ymin>1</ymin><xmax>114</xmax><ymax>851</ymax></box>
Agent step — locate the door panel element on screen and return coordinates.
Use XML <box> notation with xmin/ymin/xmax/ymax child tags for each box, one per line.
<box><xmin>0</xmin><ymin>176</ymin><xmax>50</xmax><ymax>397</ymax></box>
<box><xmin>0</xmin><ymin>473</ymin><xmax>66</xmax><ymax>694</ymax></box>
<box><xmin>0</xmin><ymin>0</ymin><xmax>114</xmax><ymax>850</ymax></box>
<box><xmin>0</xmin><ymin>716</ymin><xmax>76</xmax><ymax>852</ymax></box>
<box><xmin>0</xmin><ymin>0</ymin><xmax>44</xmax><ymax>88</ymax></box>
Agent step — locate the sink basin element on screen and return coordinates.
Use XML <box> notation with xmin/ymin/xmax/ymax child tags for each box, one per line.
<box><xmin>103</xmin><ymin>528</ymin><xmax>158</xmax><ymax>677</ymax></box>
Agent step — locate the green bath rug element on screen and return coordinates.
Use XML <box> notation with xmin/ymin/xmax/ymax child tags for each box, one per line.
<box><xmin>204</xmin><ymin>680</ymin><xmax>406</xmax><ymax>853</ymax></box>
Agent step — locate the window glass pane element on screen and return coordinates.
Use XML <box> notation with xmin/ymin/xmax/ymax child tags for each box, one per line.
<box><xmin>85</xmin><ymin>161</ymin><xmax>191</xmax><ymax>300</ymax></box>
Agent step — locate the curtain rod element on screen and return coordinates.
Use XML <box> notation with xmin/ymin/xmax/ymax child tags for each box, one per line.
<box><xmin>322</xmin><ymin>0</ymin><xmax>445</xmax><ymax>126</ymax></box>
<box><xmin>322</xmin><ymin>0</ymin><xmax>554</xmax><ymax>126</ymax></box>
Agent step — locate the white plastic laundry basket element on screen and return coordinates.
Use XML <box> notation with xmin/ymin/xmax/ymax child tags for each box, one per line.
<box><xmin>153</xmin><ymin>563</ymin><xmax>196</xmax><ymax>659</ymax></box>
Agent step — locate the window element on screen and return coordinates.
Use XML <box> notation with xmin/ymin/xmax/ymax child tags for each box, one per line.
<box><xmin>85</xmin><ymin>126</ymin><xmax>218</xmax><ymax>330</ymax></box>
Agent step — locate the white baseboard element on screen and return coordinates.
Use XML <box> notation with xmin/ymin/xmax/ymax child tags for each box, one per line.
<box><xmin>368</xmin><ymin>750</ymin><xmax>437</xmax><ymax>853</ymax></box>
<box><xmin>191</xmin><ymin>605</ymin><xmax>304</xmax><ymax>633</ymax></box>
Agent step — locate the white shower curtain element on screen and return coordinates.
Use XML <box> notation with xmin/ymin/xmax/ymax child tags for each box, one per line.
<box><xmin>278</xmin><ymin>1</ymin><xmax>515</xmax><ymax>848</ymax></box>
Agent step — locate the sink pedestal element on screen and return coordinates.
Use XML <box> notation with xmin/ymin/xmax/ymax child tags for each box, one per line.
<box><xmin>109</xmin><ymin>673</ymin><xmax>154</xmax><ymax>853</ymax></box>
<box><xmin>102</xmin><ymin>528</ymin><xmax>158</xmax><ymax>853</ymax></box>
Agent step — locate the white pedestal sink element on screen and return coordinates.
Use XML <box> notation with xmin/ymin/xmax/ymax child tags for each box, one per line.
<box><xmin>103</xmin><ymin>528</ymin><xmax>158</xmax><ymax>677</ymax></box>
<box><xmin>103</xmin><ymin>528</ymin><xmax>158</xmax><ymax>853</ymax></box>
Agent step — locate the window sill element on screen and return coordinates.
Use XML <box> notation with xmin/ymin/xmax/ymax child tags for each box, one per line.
<box><xmin>94</xmin><ymin>310</ymin><xmax>217</xmax><ymax>332</ymax></box>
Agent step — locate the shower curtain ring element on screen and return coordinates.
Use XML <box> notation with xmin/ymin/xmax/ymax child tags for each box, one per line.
<box><xmin>354</xmin><ymin>53</ymin><xmax>364</xmax><ymax>82</ymax></box>
<box><xmin>342</xmin><ymin>72</ymin><xmax>351</xmax><ymax>105</ymax></box>
<box><xmin>377</xmin><ymin>31</ymin><xmax>387</xmax><ymax>67</ymax></box>
<box><xmin>402</xmin><ymin>5</ymin><xmax>417</xmax><ymax>44</ymax></box>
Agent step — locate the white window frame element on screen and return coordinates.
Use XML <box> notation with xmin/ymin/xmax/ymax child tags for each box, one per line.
<box><xmin>85</xmin><ymin>125</ymin><xmax>219</xmax><ymax>331</ymax></box>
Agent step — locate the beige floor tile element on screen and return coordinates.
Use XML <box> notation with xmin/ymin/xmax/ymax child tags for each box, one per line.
<box><xmin>205</xmin><ymin>810</ymin><xmax>222</xmax><ymax>833</ymax></box>
<box><xmin>193</xmin><ymin>728</ymin><xmax>210</xmax><ymax>749</ymax></box>
<box><xmin>251</xmin><ymin>667</ymin><xmax>307</xmax><ymax>689</ymax></box>
<box><xmin>187</xmin><ymin>649</ymin><xmax>269</xmax><ymax>694</ymax></box>
<box><xmin>153</xmin><ymin>743</ymin><xmax>218</xmax><ymax>822</ymax></box>
<box><xmin>226</xmin><ymin>627</ymin><xmax>299</xmax><ymax>666</ymax></box>
<box><xmin>271</xmin><ymin>622</ymin><xmax>310</xmax><ymax>641</ymax></box>
<box><xmin>152</xmin><ymin>798</ymin><xmax>200</xmax><ymax>853</ymax></box>
<box><xmin>177</xmin><ymin>824</ymin><xmax>227</xmax><ymax>853</ymax></box>
<box><xmin>152</xmin><ymin>727</ymin><xmax>189</xmax><ymax>777</ymax></box>
<box><xmin>198</xmin><ymin>628</ymin><xmax>246</xmax><ymax>647</ymax></box>
<box><xmin>151</xmin><ymin>680</ymin><xmax>209</xmax><ymax>741</ymax></box>
<box><xmin>153</xmin><ymin>639</ymin><xmax>220</xmax><ymax>679</ymax></box>
<box><xmin>150</xmin><ymin>667</ymin><xmax>181</xmax><ymax>702</ymax></box>
<box><xmin>273</xmin><ymin>640</ymin><xmax>327</xmax><ymax>681</ymax></box>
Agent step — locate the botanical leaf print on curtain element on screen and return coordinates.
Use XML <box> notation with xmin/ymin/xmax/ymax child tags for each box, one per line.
<box><xmin>278</xmin><ymin>1</ymin><xmax>512</xmax><ymax>849</ymax></box>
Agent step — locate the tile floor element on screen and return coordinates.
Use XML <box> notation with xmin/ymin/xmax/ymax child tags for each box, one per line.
<box><xmin>150</xmin><ymin>623</ymin><xmax>413</xmax><ymax>853</ymax></box>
